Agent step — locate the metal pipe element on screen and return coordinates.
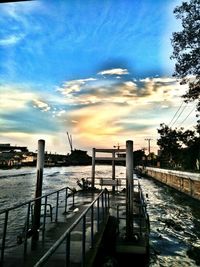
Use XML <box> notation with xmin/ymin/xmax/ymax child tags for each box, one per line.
<box><xmin>1</xmin><ymin>210</ymin><xmax>8</xmax><ymax>264</ymax></box>
<box><xmin>24</xmin><ymin>202</ymin><xmax>31</xmax><ymax>256</ymax></box>
<box><xmin>112</xmin><ymin>151</ymin><xmax>116</xmax><ymax>193</ymax></box>
<box><xmin>42</xmin><ymin>196</ymin><xmax>47</xmax><ymax>237</ymax></box>
<box><xmin>82</xmin><ymin>215</ymin><xmax>86</xmax><ymax>266</ymax></box>
<box><xmin>32</xmin><ymin>139</ymin><xmax>45</xmax><ymax>243</ymax></box>
<box><xmin>64</xmin><ymin>188</ymin><xmax>68</xmax><ymax>214</ymax></box>
<box><xmin>91</xmin><ymin>148</ymin><xmax>96</xmax><ymax>188</ymax></box>
<box><xmin>90</xmin><ymin>205</ymin><xmax>94</xmax><ymax>248</ymax></box>
<box><xmin>55</xmin><ymin>191</ymin><xmax>59</xmax><ymax>222</ymax></box>
<box><xmin>126</xmin><ymin>140</ymin><xmax>134</xmax><ymax>239</ymax></box>
<box><xmin>97</xmin><ymin>198</ymin><xmax>100</xmax><ymax>232</ymax></box>
<box><xmin>65</xmin><ymin>233</ymin><xmax>70</xmax><ymax>266</ymax></box>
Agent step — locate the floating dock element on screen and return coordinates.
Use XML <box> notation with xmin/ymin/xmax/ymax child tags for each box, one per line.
<box><xmin>0</xmin><ymin>140</ymin><xmax>150</xmax><ymax>267</ymax></box>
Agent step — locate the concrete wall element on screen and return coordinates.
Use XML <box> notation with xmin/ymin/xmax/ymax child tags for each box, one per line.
<box><xmin>141</xmin><ymin>167</ymin><xmax>200</xmax><ymax>201</ymax></box>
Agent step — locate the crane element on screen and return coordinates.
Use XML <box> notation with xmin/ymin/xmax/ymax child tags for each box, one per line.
<box><xmin>66</xmin><ymin>132</ymin><xmax>73</xmax><ymax>153</ymax></box>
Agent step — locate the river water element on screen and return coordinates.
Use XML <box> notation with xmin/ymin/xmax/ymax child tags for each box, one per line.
<box><xmin>0</xmin><ymin>165</ymin><xmax>200</xmax><ymax>266</ymax></box>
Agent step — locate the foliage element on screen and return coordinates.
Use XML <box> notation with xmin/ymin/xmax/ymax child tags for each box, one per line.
<box><xmin>133</xmin><ymin>149</ymin><xmax>145</xmax><ymax>167</ymax></box>
<box><xmin>171</xmin><ymin>0</ymin><xmax>200</xmax><ymax>97</ymax></box>
<box><xmin>171</xmin><ymin>0</ymin><xmax>200</xmax><ymax>125</ymax></box>
<box><xmin>157</xmin><ymin>123</ymin><xmax>199</xmax><ymax>170</ymax></box>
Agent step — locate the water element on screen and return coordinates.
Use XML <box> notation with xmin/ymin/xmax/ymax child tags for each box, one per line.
<box><xmin>0</xmin><ymin>165</ymin><xmax>200</xmax><ymax>266</ymax></box>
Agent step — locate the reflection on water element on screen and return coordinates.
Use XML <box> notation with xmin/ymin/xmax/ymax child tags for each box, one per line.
<box><xmin>0</xmin><ymin>165</ymin><xmax>200</xmax><ymax>266</ymax></box>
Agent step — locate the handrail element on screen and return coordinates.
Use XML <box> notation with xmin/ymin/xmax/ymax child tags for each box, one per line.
<box><xmin>34</xmin><ymin>189</ymin><xmax>110</xmax><ymax>267</ymax></box>
<box><xmin>0</xmin><ymin>186</ymin><xmax>76</xmax><ymax>265</ymax></box>
<box><xmin>0</xmin><ymin>186</ymin><xmax>75</xmax><ymax>215</ymax></box>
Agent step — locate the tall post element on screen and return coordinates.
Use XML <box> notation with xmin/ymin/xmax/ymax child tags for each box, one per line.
<box><xmin>91</xmin><ymin>148</ymin><xmax>96</xmax><ymax>188</ymax></box>
<box><xmin>32</xmin><ymin>139</ymin><xmax>45</xmax><ymax>246</ymax></box>
<box><xmin>112</xmin><ymin>150</ymin><xmax>116</xmax><ymax>193</ymax></box>
<box><xmin>126</xmin><ymin>140</ymin><xmax>133</xmax><ymax>239</ymax></box>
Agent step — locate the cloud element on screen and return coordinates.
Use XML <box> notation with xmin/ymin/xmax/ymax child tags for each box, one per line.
<box><xmin>56</xmin><ymin>78</ymin><xmax>96</xmax><ymax>95</ymax></box>
<box><xmin>52</xmin><ymin>73</ymin><xmax>190</xmax><ymax>151</ymax></box>
<box><xmin>0</xmin><ymin>85</ymin><xmax>35</xmax><ymax>111</ymax></box>
<box><xmin>97</xmin><ymin>68</ymin><xmax>129</xmax><ymax>76</ymax></box>
<box><xmin>0</xmin><ymin>75</ymin><xmax>189</xmax><ymax>154</ymax></box>
<box><xmin>56</xmin><ymin>75</ymin><xmax>186</xmax><ymax>110</ymax></box>
<box><xmin>0</xmin><ymin>84</ymin><xmax>59</xmax><ymax>135</ymax></box>
<box><xmin>0</xmin><ymin>34</ymin><xmax>25</xmax><ymax>46</ymax></box>
<box><xmin>33</xmin><ymin>99</ymin><xmax>51</xmax><ymax>112</ymax></box>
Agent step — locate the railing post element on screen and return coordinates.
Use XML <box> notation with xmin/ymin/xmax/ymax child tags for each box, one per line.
<box><xmin>66</xmin><ymin>233</ymin><xmax>71</xmax><ymax>267</ymax></box>
<box><xmin>101</xmin><ymin>193</ymin><xmax>104</xmax><ymax>219</ymax></box>
<box><xmin>24</xmin><ymin>202</ymin><xmax>31</xmax><ymax>256</ymax></box>
<box><xmin>126</xmin><ymin>140</ymin><xmax>133</xmax><ymax>240</ymax></box>
<box><xmin>1</xmin><ymin>210</ymin><xmax>8</xmax><ymax>265</ymax></box>
<box><xmin>64</xmin><ymin>188</ymin><xmax>68</xmax><ymax>214</ymax></box>
<box><xmin>97</xmin><ymin>198</ymin><xmax>100</xmax><ymax>232</ymax></box>
<box><xmin>42</xmin><ymin>196</ymin><xmax>48</xmax><ymax>237</ymax></box>
<box><xmin>55</xmin><ymin>191</ymin><xmax>59</xmax><ymax>222</ymax></box>
<box><xmin>32</xmin><ymin>139</ymin><xmax>45</xmax><ymax>246</ymax></box>
<box><xmin>82</xmin><ymin>215</ymin><xmax>86</xmax><ymax>266</ymax></box>
<box><xmin>91</xmin><ymin>205</ymin><xmax>94</xmax><ymax>248</ymax></box>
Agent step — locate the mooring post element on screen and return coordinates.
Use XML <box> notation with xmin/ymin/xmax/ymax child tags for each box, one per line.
<box><xmin>91</xmin><ymin>148</ymin><xmax>96</xmax><ymax>188</ymax></box>
<box><xmin>112</xmin><ymin>150</ymin><xmax>116</xmax><ymax>193</ymax></box>
<box><xmin>126</xmin><ymin>140</ymin><xmax>133</xmax><ymax>239</ymax></box>
<box><xmin>32</xmin><ymin>139</ymin><xmax>45</xmax><ymax>246</ymax></box>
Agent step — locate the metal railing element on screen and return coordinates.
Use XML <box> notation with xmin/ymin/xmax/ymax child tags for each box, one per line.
<box><xmin>117</xmin><ymin>180</ymin><xmax>149</xmax><ymax>236</ymax></box>
<box><xmin>0</xmin><ymin>186</ymin><xmax>75</xmax><ymax>265</ymax></box>
<box><xmin>33</xmin><ymin>189</ymin><xmax>110</xmax><ymax>267</ymax></box>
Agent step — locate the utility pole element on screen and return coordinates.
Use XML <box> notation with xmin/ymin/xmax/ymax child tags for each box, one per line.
<box><xmin>145</xmin><ymin>138</ymin><xmax>152</xmax><ymax>155</ymax></box>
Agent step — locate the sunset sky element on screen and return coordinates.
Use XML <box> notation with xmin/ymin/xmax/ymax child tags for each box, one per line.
<box><xmin>0</xmin><ymin>0</ymin><xmax>198</xmax><ymax>155</ymax></box>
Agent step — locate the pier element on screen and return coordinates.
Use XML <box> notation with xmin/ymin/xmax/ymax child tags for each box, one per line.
<box><xmin>0</xmin><ymin>140</ymin><xmax>150</xmax><ymax>267</ymax></box>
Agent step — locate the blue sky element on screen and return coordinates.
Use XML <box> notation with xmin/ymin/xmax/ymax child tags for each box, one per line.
<box><xmin>0</xmin><ymin>0</ymin><xmax>197</xmax><ymax>154</ymax></box>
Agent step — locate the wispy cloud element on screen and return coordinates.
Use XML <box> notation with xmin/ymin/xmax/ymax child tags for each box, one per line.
<box><xmin>0</xmin><ymin>34</ymin><xmax>25</xmax><ymax>46</ymax></box>
<box><xmin>98</xmin><ymin>68</ymin><xmax>129</xmax><ymax>76</ymax></box>
<box><xmin>56</xmin><ymin>78</ymin><xmax>96</xmax><ymax>95</ymax></box>
<box><xmin>33</xmin><ymin>99</ymin><xmax>51</xmax><ymax>112</ymax></box>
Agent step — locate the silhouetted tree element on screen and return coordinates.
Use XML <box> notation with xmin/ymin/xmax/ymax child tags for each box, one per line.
<box><xmin>171</xmin><ymin>0</ymin><xmax>200</xmax><ymax>126</ymax></box>
<box><xmin>157</xmin><ymin>123</ymin><xmax>183</xmax><ymax>168</ymax></box>
<box><xmin>157</xmin><ymin>123</ymin><xmax>200</xmax><ymax>170</ymax></box>
<box><xmin>133</xmin><ymin>149</ymin><xmax>145</xmax><ymax>167</ymax></box>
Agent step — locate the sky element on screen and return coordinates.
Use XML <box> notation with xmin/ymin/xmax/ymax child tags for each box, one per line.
<box><xmin>0</xmin><ymin>0</ymin><xmax>198</xmax><ymax>155</ymax></box>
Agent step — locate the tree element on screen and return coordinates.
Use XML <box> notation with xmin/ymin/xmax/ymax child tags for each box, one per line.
<box><xmin>157</xmin><ymin>123</ymin><xmax>199</xmax><ymax>170</ymax></box>
<box><xmin>171</xmin><ymin>0</ymin><xmax>200</xmax><ymax>116</ymax></box>
<box><xmin>157</xmin><ymin>123</ymin><xmax>183</xmax><ymax>167</ymax></box>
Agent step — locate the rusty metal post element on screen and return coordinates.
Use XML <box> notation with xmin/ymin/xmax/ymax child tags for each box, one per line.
<box><xmin>126</xmin><ymin>140</ymin><xmax>133</xmax><ymax>239</ymax></box>
<box><xmin>32</xmin><ymin>139</ymin><xmax>45</xmax><ymax>246</ymax></box>
<box><xmin>91</xmin><ymin>148</ymin><xmax>96</xmax><ymax>188</ymax></box>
